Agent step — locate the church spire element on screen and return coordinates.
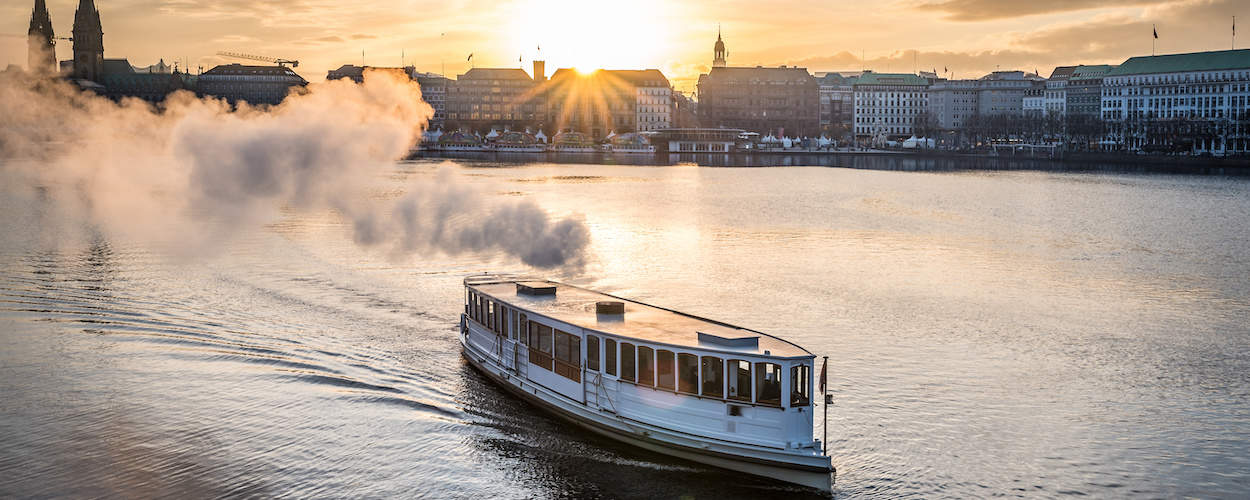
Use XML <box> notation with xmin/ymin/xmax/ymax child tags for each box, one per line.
<box><xmin>72</xmin><ymin>0</ymin><xmax>105</xmax><ymax>81</ymax></box>
<box><xmin>713</xmin><ymin>25</ymin><xmax>727</xmax><ymax>68</ymax></box>
<box><xmin>27</xmin><ymin>0</ymin><xmax>55</xmax><ymax>73</ymax></box>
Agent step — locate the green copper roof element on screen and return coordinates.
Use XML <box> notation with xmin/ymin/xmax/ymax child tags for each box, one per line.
<box><xmin>1105</xmin><ymin>49</ymin><xmax>1250</xmax><ymax>76</ymax></box>
<box><xmin>1070</xmin><ymin>65</ymin><xmax>1113</xmax><ymax>77</ymax></box>
<box><xmin>852</xmin><ymin>72</ymin><xmax>928</xmax><ymax>86</ymax></box>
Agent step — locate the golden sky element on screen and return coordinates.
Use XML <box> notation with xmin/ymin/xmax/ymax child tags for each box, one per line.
<box><xmin>1</xmin><ymin>0</ymin><xmax>1245</xmax><ymax>92</ymax></box>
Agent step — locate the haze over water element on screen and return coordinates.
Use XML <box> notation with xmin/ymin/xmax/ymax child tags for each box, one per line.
<box><xmin>2</xmin><ymin>160</ymin><xmax>1249</xmax><ymax>498</ymax></box>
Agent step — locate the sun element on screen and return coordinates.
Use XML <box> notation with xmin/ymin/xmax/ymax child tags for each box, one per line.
<box><xmin>507</xmin><ymin>0</ymin><xmax>673</xmax><ymax>72</ymax></box>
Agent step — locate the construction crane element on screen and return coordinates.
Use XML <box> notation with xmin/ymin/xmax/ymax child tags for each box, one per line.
<box><xmin>216</xmin><ymin>51</ymin><xmax>299</xmax><ymax>68</ymax></box>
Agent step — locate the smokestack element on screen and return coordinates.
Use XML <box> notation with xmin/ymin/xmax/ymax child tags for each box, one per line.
<box><xmin>533</xmin><ymin>60</ymin><xmax>545</xmax><ymax>82</ymax></box>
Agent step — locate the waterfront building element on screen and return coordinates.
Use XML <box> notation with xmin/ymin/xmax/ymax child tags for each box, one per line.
<box><xmin>672</xmin><ymin>91</ymin><xmax>700</xmax><ymax>128</ymax></box>
<box><xmin>1101</xmin><ymin>49</ymin><xmax>1250</xmax><ymax>154</ymax></box>
<box><xmin>928</xmin><ymin>78</ymin><xmax>979</xmax><ymax>130</ymax></box>
<box><xmin>71</xmin><ymin>0</ymin><xmax>104</xmax><ymax>82</ymax></box>
<box><xmin>97</xmin><ymin>59</ymin><xmax>187</xmax><ymax>102</ymax></box>
<box><xmin>1044</xmin><ymin>66</ymin><xmax>1075</xmax><ymax>116</ymax></box>
<box><xmin>816</xmin><ymin>72</ymin><xmax>857</xmax><ymax>135</ymax></box>
<box><xmin>1023</xmin><ymin>82</ymin><xmax>1045</xmax><ymax>117</ymax></box>
<box><xmin>446</xmin><ymin>64</ymin><xmax>544</xmax><ymax>133</ymax></box>
<box><xmin>852</xmin><ymin>71</ymin><xmax>929</xmax><ymax>142</ymax></box>
<box><xmin>27</xmin><ymin>0</ymin><xmax>55</xmax><ymax>74</ymax></box>
<box><xmin>540</xmin><ymin>68</ymin><xmax>671</xmax><ymax>136</ymax></box>
<box><xmin>415</xmin><ymin>72</ymin><xmax>450</xmax><ymax>129</ymax></box>
<box><xmin>196</xmin><ymin>64</ymin><xmax>308</xmax><ymax>106</ymax></box>
<box><xmin>928</xmin><ymin>71</ymin><xmax>1044</xmax><ymax>130</ymax></box>
<box><xmin>1065</xmin><ymin>65</ymin><xmax>1114</xmax><ymax>117</ymax></box>
<box><xmin>698</xmin><ymin>66</ymin><xmax>820</xmax><ymax>137</ymax></box>
<box><xmin>695</xmin><ymin>30</ymin><xmax>819</xmax><ymax>137</ymax></box>
<box><xmin>326</xmin><ymin>64</ymin><xmax>450</xmax><ymax>127</ymax></box>
<box><xmin>627</xmin><ymin>70</ymin><xmax>673</xmax><ymax>132</ymax></box>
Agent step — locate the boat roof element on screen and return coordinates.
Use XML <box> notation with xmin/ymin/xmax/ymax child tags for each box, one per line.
<box><xmin>465</xmin><ymin>276</ymin><xmax>812</xmax><ymax>359</ymax></box>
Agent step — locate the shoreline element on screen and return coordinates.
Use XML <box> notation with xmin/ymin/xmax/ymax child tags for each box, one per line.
<box><xmin>410</xmin><ymin>149</ymin><xmax>1250</xmax><ymax>175</ymax></box>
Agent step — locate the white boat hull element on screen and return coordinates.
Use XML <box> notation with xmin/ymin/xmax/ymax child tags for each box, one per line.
<box><xmin>459</xmin><ymin>319</ymin><xmax>834</xmax><ymax>492</ymax></box>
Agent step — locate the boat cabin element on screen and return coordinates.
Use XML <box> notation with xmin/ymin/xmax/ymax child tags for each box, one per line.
<box><xmin>461</xmin><ymin>275</ymin><xmax>819</xmax><ymax>451</ymax></box>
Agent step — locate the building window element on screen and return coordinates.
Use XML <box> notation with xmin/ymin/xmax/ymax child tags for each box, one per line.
<box><xmin>755</xmin><ymin>362</ymin><xmax>782</xmax><ymax>407</ymax></box>
<box><xmin>620</xmin><ymin>342</ymin><xmax>636</xmax><ymax>382</ymax></box>
<box><xmin>678</xmin><ymin>353</ymin><xmax>698</xmax><ymax>394</ymax></box>
<box><xmin>728</xmin><ymin>359</ymin><xmax>752</xmax><ymax>402</ymax></box>
<box><xmin>638</xmin><ymin>346</ymin><xmax>655</xmax><ymax>386</ymax></box>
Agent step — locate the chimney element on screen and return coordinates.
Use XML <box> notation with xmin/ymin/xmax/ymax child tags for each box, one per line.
<box><xmin>533</xmin><ymin>60</ymin><xmax>546</xmax><ymax>82</ymax></box>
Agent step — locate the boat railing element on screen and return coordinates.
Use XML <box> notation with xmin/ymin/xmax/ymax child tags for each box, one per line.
<box><xmin>589</xmin><ymin>371</ymin><xmax>617</xmax><ymax>413</ymax></box>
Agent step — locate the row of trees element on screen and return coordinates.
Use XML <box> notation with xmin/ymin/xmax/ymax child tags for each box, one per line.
<box><xmin>926</xmin><ymin>110</ymin><xmax>1250</xmax><ymax>153</ymax></box>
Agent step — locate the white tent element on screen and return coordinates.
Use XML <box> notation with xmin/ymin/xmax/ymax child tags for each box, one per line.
<box><xmin>535</xmin><ymin>129</ymin><xmax>548</xmax><ymax>143</ymax></box>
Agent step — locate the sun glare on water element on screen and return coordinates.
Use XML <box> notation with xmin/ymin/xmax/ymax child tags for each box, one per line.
<box><xmin>508</xmin><ymin>0</ymin><xmax>673</xmax><ymax>73</ymax></box>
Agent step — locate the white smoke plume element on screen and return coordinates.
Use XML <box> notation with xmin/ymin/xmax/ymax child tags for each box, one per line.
<box><xmin>0</xmin><ymin>69</ymin><xmax>589</xmax><ymax>269</ymax></box>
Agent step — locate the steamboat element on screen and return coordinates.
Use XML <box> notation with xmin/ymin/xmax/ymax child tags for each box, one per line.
<box><xmin>459</xmin><ymin>275</ymin><xmax>834</xmax><ymax>491</ymax></box>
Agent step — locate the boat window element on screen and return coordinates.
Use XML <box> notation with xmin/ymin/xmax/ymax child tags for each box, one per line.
<box><xmin>487</xmin><ymin>302</ymin><xmax>496</xmax><ymax>332</ymax></box>
<box><xmin>620</xmin><ymin>343</ymin><xmax>636</xmax><ymax>382</ymax></box>
<box><xmin>539</xmin><ymin>324</ymin><xmax>553</xmax><ymax>354</ymax></box>
<box><xmin>526</xmin><ymin>321</ymin><xmax>554</xmax><ymax>371</ymax></box>
<box><xmin>464</xmin><ymin>289</ymin><xmax>470</xmax><ymax>315</ymax></box>
<box><xmin>512</xmin><ymin>310</ymin><xmax>520</xmax><ymax>340</ymax></box>
<box><xmin>587</xmin><ymin>335</ymin><xmax>600</xmax><ymax>371</ymax></box>
<box><xmin>553</xmin><ymin>330</ymin><xmax>580</xmax><ymax>382</ymax></box>
<box><xmin>656</xmin><ymin>350</ymin><xmax>675</xmax><ymax>390</ymax></box>
<box><xmin>519</xmin><ymin>314</ymin><xmax>528</xmax><ymax>343</ymax></box>
<box><xmin>755</xmin><ymin>362</ymin><xmax>783</xmax><ymax>407</ymax></box>
<box><xmin>727</xmin><ymin>359</ymin><xmax>752</xmax><ymax>402</ymax></box>
<box><xmin>637</xmin><ymin>346</ymin><xmax>655</xmax><ymax>386</ymax></box>
<box><xmin>605</xmin><ymin>338</ymin><xmax>617</xmax><ymax>376</ymax></box>
<box><xmin>555</xmin><ymin>330</ymin><xmax>569</xmax><ymax>362</ymax></box>
<box><xmin>701</xmin><ymin>356</ymin><xmax>724</xmax><ymax>398</ymax></box>
<box><xmin>677</xmin><ymin>353</ymin><xmax>698</xmax><ymax>394</ymax></box>
<box><xmin>791</xmin><ymin>364</ymin><xmax>811</xmax><ymax>407</ymax></box>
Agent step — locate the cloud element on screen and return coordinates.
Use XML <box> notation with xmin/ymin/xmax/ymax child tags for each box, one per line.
<box><xmin>350</xmin><ymin>34</ymin><xmax>378</xmax><ymax>40</ymax></box>
<box><xmin>916</xmin><ymin>0</ymin><xmax>1173</xmax><ymax>21</ymax></box>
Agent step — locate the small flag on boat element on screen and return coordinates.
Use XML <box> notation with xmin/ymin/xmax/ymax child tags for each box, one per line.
<box><xmin>1153</xmin><ymin>25</ymin><xmax>1158</xmax><ymax>39</ymax></box>
<box><xmin>819</xmin><ymin>357</ymin><xmax>828</xmax><ymax>394</ymax></box>
<box><xmin>467</xmin><ymin>53</ymin><xmax>474</xmax><ymax>62</ymax></box>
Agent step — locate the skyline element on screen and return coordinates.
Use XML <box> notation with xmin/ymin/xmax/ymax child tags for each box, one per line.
<box><xmin>1</xmin><ymin>0</ymin><xmax>1245</xmax><ymax>91</ymax></box>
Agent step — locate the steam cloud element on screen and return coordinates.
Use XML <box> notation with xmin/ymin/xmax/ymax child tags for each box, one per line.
<box><xmin>0</xmin><ymin>70</ymin><xmax>589</xmax><ymax>269</ymax></box>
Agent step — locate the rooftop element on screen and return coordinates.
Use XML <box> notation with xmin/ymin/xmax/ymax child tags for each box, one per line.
<box><xmin>853</xmin><ymin>71</ymin><xmax>929</xmax><ymax>86</ymax></box>
<box><xmin>458</xmin><ymin>67</ymin><xmax>534</xmax><ymax>80</ymax></box>
<box><xmin>203</xmin><ymin>64</ymin><xmax>306</xmax><ymax>81</ymax></box>
<box><xmin>699</xmin><ymin>66</ymin><xmax>816</xmax><ymax>84</ymax></box>
<box><xmin>466</xmin><ymin>276</ymin><xmax>812</xmax><ymax>359</ymax></box>
<box><xmin>1106</xmin><ymin>49</ymin><xmax>1250</xmax><ymax>76</ymax></box>
<box><xmin>1070</xmin><ymin>64</ymin><xmax>1114</xmax><ymax>78</ymax></box>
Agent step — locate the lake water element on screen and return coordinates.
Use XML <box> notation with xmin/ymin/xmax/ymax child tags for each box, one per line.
<box><xmin>2</xmin><ymin>160</ymin><xmax>1249</xmax><ymax>498</ymax></box>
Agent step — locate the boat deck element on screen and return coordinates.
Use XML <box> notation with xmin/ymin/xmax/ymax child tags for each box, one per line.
<box><xmin>466</xmin><ymin>276</ymin><xmax>810</xmax><ymax>359</ymax></box>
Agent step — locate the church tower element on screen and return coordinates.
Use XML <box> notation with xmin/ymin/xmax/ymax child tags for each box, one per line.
<box><xmin>27</xmin><ymin>0</ymin><xmax>55</xmax><ymax>74</ymax></box>
<box><xmin>72</xmin><ymin>0</ymin><xmax>104</xmax><ymax>81</ymax></box>
<box><xmin>712</xmin><ymin>26</ymin><xmax>726</xmax><ymax>68</ymax></box>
